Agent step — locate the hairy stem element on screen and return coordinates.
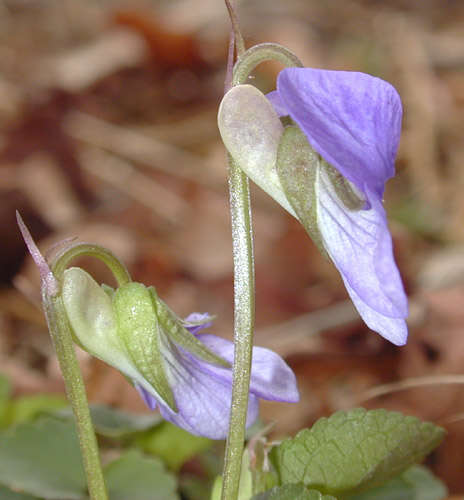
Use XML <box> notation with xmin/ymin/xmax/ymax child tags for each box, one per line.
<box><xmin>220</xmin><ymin>35</ymin><xmax>303</xmax><ymax>500</ymax></box>
<box><xmin>44</xmin><ymin>293</ymin><xmax>108</xmax><ymax>500</ymax></box>
<box><xmin>221</xmin><ymin>153</ymin><xmax>255</xmax><ymax>500</ymax></box>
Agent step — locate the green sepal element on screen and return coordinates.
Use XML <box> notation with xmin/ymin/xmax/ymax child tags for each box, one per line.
<box><xmin>276</xmin><ymin>126</ymin><xmax>325</xmax><ymax>255</ymax></box>
<box><xmin>152</xmin><ymin>289</ymin><xmax>230</xmax><ymax>368</ymax></box>
<box><xmin>62</xmin><ymin>267</ymin><xmax>132</xmax><ymax>372</ymax></box>
<box><xmin>113</xmin><ymin>282</ymin><xmax>177</xmax><ymax>412</ymax></box>
<box><xmin>218</xmin><ymin>84</ymin><xmax>296</xmax><ymax>217</ymax></box>
<box><xmin>322</xmin><ymin>161</ymin><xmax>364</xmax><ymax>211</ymax></box>
<box><xmin>272</xmin><ymin>408</ymin><xmax>445</xmax><ymax>496</ymax></box>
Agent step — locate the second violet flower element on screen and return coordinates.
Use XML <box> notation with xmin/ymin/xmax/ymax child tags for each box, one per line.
<box><xmin>218</xmin><ymin>66</ymin><xmax>408</xmax><ymax>346</ymax></box>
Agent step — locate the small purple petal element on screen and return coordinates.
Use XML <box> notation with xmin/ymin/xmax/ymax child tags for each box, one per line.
<box><xmin>182</xmin><ymin>312</ymin><xmax>213</xmax><ymax>335</ymax></box>
<box><xmin>317</xmin><ymin>167</ymin><xmax>408</xmax><ymax>344</ymax></box>
<box><xmin>276</xmin><ymin>68</ymin><xmax>402</xmax><ymax>200</ymax></box>
<box><xmin>135</xmin><ymin>383</ymin><xmax>157</xmax><ymax>410</ymax></box>
<box><xmin>191</xmin><ymin>334</ymin><xmax>299</xmax><ymax>403</ymax></box>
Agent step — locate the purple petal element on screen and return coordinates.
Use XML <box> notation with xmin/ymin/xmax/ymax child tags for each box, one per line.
<box><xmin>317</xmin><ymin>167</ymin><xmax>408</xmax><ymax>344</ymax></box>
<box><xmin>191</xmin><ymin>334</ymin><xmax>299</xmax><ymax>403</ymax></box>
<box><xmin>135</xmin><ymin>383</ymin><xmax>157</xmax><ymax>410</ymax></box>
<box><xmin>342</xmin><ymin>278</ymin><xmax>408</xmax><ymax>345</ymax></box>
<box><xmin>276</xmin><ymin>68</ymin><xmax>402</xmax><ymax>199</ymax></box>
<box><xmin>156</xmin><ymin>338</ymin><xmax>259</xmax><ymax>439</ymax></box>
<box><xmin>182</xmin><ymin>312</ymin><xmax>214</xmax><ymax>335</ymax></box>
<box><xmin>266</xmin><ymin>91</ymin><xmax>289</xmax><ymax>117</ymax></box>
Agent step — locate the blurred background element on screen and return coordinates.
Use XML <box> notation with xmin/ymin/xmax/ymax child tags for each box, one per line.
<box><xmin>0</xmin><ymin>0</ymin><xmax>463</xmax><ymax>494</ymax></box>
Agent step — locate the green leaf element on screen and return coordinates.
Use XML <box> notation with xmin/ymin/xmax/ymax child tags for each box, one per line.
<box><xmin>104</xmin><ymin>450</ymin><xmax>179</xmax><ymax>500</ymax></box>
<box><xmin>252</xmin><ymin>484</ymin><xmax>337</xmax><ymax>500</ymax></box>
<box><xmin>136</xmin><ymin>421</ymin><xmax>212</xmax><ymax>471</ymax></box>
<box><xmin>347</xmin><ymin>465</ymin><xmax>448</xmax><ymax>500</ymax></box>
<box><xmin>273</xmin><ymin>408</ymin><xmax>445</xmax><ymax>495</ymax></box>
<box><xmin>0</xmin><ymin>484</ymin><xmax>39</xmax><ymax>500</ymax></box>
<box><xmin>0</xmin><ymin>373</ymin><xmax>11</xmax><ymax>426</ymax></box>
<box><xmin>0</xmin><ymin>417</ymin><xmax>86</xmax><ymax>499</ymax></box>
<box><xmin>4</xmin><ymin>394</ymin><xmax>68</xmax><ymax>427</ymax></box>
<box><xmin>54</xmin><ymin>403</ymin><xmax>163</xmax><ymax>438</ymax></box>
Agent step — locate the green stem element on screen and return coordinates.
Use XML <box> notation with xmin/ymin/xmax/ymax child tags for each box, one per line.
<box><xmin>221</xmin><ymin>153</ymin><xmax>255</xmax><ymax>500</ymax></box>
<box><xmin>44</xmin><ymin>293</ymin><xmax>108</xmax><ymax>500</ymax></box>
<box><xmin>45</xmin><ymin>244</ymin><xmax>131</xmax><ymax>499</ymax></box>
<box><xmin>221</xmin><ymin>41</ymin><xmax>303</xmax><ymax>500</ymax></box>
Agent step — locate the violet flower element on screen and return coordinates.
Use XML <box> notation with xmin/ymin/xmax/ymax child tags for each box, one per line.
<box><xmin>136</xmin><ymin>313</ymin><xmax>299</xmax><ymax>439</ymax></box>
<box><xmin>218</xmin><ymin>68</ymin><xmax>408</xmax><ymax>346</ymax></box>
<box><xmin>61</xmin><ymin>268</ymin><xmax>299</xmax><ymax>440</ymax></box>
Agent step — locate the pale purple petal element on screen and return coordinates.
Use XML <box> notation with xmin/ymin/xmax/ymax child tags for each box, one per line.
<box><xmin>157</xmin><ymin>337</ymin><xmax>259</xmax><ymax>439</ymax></box>
<box><xmin>342</xmin><ymin>278</ymin><xmax>407</xmax><ymax>345</ymax></box>
<box><xmin>191</xmin><ymin>334</ymin><xmax>299</xmax><ymax>403</ymax></box>
<box><xmin>135</xmin><ymin>383</ymin><xmax>157</xmax><ymax>410</ymax></box>
<box><xmin>317</xmin><ymin>167</ymin><xmax>408</xmax><ymax>344</ymax></box>
<box><xmin>182</xmin><ymin>312</ymin><xmax>214</xmax><ymax>335</ymax></box>
<box><xmin>275</xmin><ymin>68</ymin><xmax>402</xmax><ymax>200</ymax></box>
<box><xmin>266</xmin><ymin>91</ymin><xmax>288</xmax><ymax>117</ymax></box>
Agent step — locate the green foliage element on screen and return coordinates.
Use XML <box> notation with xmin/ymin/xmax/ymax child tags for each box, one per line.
<box><xmin>252</xmin><ymin>484</ymin><xmax>337</xmax><ymax>500</ymax></box>
<box><xmin>0</xmin><ymin>374</ymin><xmax>11</xmax><ymax>425</ymax></box>
<box><xmin>136</xmin><ymin>421</ymin><xmax>212</xmax><ymax>471</ymax></box>
<box><xmin>0</xmin><ymin>417</ymin><xmax>86</xmax><ymax>499</ymax></box>
<box><xmin>3</xmin><ymin>394</ymin><xmax>68</xmax><ymax>427</ymax></box>
<box><xmin>347</xmin><ymin>466</ymin><xmax>447</xmax><ymax>500</ymax></box>
<box><xmin>104</xmin><ymin>450</ymin><xmax>179</xmax><ymax>500</ymax></box>
<box><xmin>0</xmin><ymin>484</ymin><xmax>39</xmax><ymax>500</ymax></box>
<box><xmin>272</xmin><ymin>408</ymin><xmax>445</xmax><ymax>495</ymax></box>
<box><xmin>55</xmin><ymin>403</ymin><xmax>163</xmax><ymax>438</ymax></box>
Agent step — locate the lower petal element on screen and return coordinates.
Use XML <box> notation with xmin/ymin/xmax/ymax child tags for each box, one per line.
<box><xmin>317</xmin><ymin>166</ymin><xmax>408</xmax><ymax>319</ymax></box>
<box><xmin>157</xmin><ymin>335</ymin><xmax>259</xmax><ymax>439</ymax></box>
<box><xmin>342</xmin><ymin>277</ymin><xmax>408</xmax><ymax>345</ymax></box>
<box><xmin>193</xmin><ymin>334</ymin><xmax>299</xmax><ymax>403</ymax></box>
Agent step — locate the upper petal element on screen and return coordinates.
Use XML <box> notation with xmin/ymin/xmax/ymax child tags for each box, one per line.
<box><xmin>276</xmin><ymin>68</ymin><xmax>402</xmax><ymax>199</ymax></box>
<box><xmin>316</xmin><ymin>166</ymin><xmax>408</xmax><ymax>344</ymax></box>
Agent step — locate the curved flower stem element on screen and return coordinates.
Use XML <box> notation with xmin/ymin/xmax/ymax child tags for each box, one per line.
<box><xmin>46</xmin><ymin>244</ymin><xmax>131</xmax><ymax>499</ymax></box>
<box><xmin>43</xmin><ymin>292</ymin><xmax>108</xmax><ymax>500</ymax></box>
<box><xmin>221</xmin><ymin>37</ymin><xmax>303</xmax><ymax>500</ymax></box>
<box><xmin>232</xmin><ymin>43</ymin><xmax>303</xmax><ymax>86</ymax></box>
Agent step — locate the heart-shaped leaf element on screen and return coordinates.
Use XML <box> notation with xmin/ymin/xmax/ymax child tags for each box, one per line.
<box><xmin>54</xmin><ymin>403</ymin><xmax>163</xmax><ymax>438</ymax></box>
<box><xmin>272</xmin><ymin>408</ymin><xmax>445</xmax><ymax>495</ymax></box>
<box><xmin>347</xmin><ymin>465</ymin><xmax>447</xmax><ymax>500</ymax></box>
<box><xmin>0</xmin><ymin>417</ymin><xmax>86</xmax><ymax>499</ymax></box>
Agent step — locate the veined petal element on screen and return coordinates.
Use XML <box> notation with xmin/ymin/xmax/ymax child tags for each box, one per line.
<box><xmin>156</xmin><ymin>333</ymin><xmax>259</xmax><ymax>439</ymax></box>
<box><xmin>316</xmin><ymin>166</ymin><xmax>408</xmax><ymax>343</ymax></box>
<box><xmin>191</xmin><ymin>334</ymin><xmax>299</xmax><ymax>403</ymax></box>
<box><xmin>342</xmin><ymin>278</ymin><xmax>408</xmax><ymax>345</ymax></box>
<box><xmin>276</xmin><ymin>68</ymin><xmax>402</xmax><ymax>200</ymax></box>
